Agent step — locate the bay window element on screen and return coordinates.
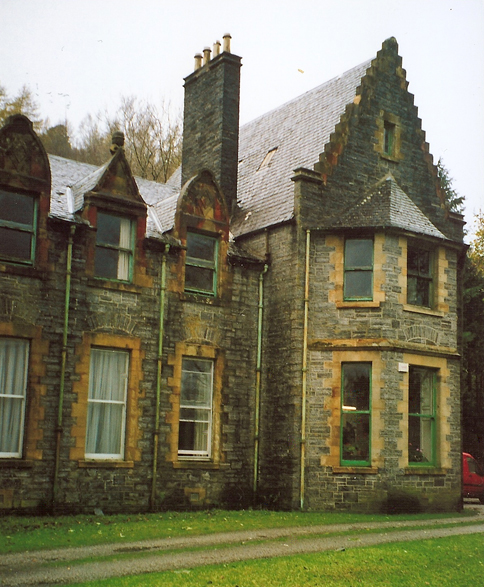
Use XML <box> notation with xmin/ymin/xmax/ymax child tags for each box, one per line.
<box><xmin>407</xmin><ymin>246</ymin><xmax>433</xmax><ymax>308</ymax></box>
<box><xmin>341</xmin><ymin>363</ymin><xmax>371</xmax><ymax>465</ymax></box>
<box><xmin>343</xmin><ymin>238</ymin><xmax>373</xmax><ymax>300</ymax></box>
<box><xmin>408</xmin><ymin>366</ymin><xmax>436</xmax><ymax>465</ymax></box>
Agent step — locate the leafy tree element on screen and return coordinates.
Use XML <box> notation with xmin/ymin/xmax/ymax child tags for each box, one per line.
<box><xmin>462</xmin><ymin>212</ymin><xmax>484</xmax><ymax>460</ymax></box>
<box><xmin>74</xmin><ymin>97</ymin><xmax>181</xmax><ymax>182</ymax></box>
<box><xmin>437</xmin><ymin>157</ymin><xmax>465</xmax><ymax>214</ymax></box>
<box><xmin>0</xmin><ymin>83</ymin><xmax>43</xmax><ymax>131</ymax></box>
<box><xmin>40</xmin><ymin>123</ymin><xmax>75</xmax><ymax>159</ymax></box>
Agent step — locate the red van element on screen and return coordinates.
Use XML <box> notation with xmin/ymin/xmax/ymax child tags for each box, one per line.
<box><xmin>463</xmin><ymin>452</ymin><xmax>484</xmax><ymax>503</ymax></box>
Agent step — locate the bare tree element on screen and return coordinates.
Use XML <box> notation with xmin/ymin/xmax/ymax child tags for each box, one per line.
<box><xmin>0</xmin><ymin>83</ymin><xmax>43</xmax><ymax>131</ymax></box>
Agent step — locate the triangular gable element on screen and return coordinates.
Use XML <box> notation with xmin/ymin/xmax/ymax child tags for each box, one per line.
<box><xmin>324</xmin><ymin>175</ymin><xmax>446</xmax><ymax>240</ymax></box>
<box><xmin>0</xmin><ymin>114</ymin><xmax>51</xmax><ymax>194</ymax></box>
<box><xmin>70</xmin><ymin>147</ymin><xmax>145</xmax><ymax>213</ymax></box>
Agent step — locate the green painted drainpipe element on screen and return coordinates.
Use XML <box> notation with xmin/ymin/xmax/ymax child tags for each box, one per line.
<box><xmin>151</xmin><ymin>244</ymin><xmax>169</xmax><ymax>510</ymax></box>
<box><xmin>300</xmin><ymin>229</ymin><xmax>310</xmax><ymax>510</ymax></box>
<box><xmin>53</xmin><ymin>224</ymin><xmax>76</xmax><ymax>507</ymax></box>
<box><xmin>253</xmin><ymin>264</ymin><xmax>268</xmax><ymax>500</ymax></box>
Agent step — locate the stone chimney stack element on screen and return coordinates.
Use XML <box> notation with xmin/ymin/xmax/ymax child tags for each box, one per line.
<box><xmin>181</xmin><ymin>34</ymin><xmax>242</xmax><ymax>216</ymax></box>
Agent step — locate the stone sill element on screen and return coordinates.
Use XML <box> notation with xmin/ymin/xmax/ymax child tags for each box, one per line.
<box><xmin>404</xmin><ymin>467</ymin><xmax>448</xmax><ymax>476</ymax></box>
<box><xmin>78</xmin><ymin>460</ymin><xmax>134</xmax><ymax>469</ymax></box>
<box><xmin>403</xmin><ymin>304</ymin><xmax>444</xmax><ymax>318</ymax></box>
<box><xmin>0</xmin><ymin>263</ymin><xmax>46</xmax><ymax>280</ymax></box>
<box><xmin>0</xmin><ymin>459</ymin><xmax>34</xmax><ymax>468</ymax></box>
<box><xmin>173</xmin><ymin>460</ymin><xmax>229</xmax><ymax>470</ymax></box>
<box><xmin>336</xmin><ymin>301</ymin><xmax>381</xmax><ymax>309</ymax></box>
<box><xmin>332</xmin><ymin>466</ymin><xmax>379</xmax><ymax>475</ymax></box>
<box><xmin>87</xmin><ymin>278</ymin><xmax>142</xmax><ymax>294</ymax></box>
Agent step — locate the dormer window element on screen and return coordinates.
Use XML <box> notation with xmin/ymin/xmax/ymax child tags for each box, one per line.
<box><xmin>185</xmin><ymin>231</ymin><xmax>218</xmax><ymax>296</ymax></box>
<box><xmin>0</xmin><ymin>190</ymin><xmax>37</xmax><ymax>264</ymax></box>
<box><xmin>95</xmin><ymin>211</ymin><xmax>134</xmax><ymax>281</ymax></box>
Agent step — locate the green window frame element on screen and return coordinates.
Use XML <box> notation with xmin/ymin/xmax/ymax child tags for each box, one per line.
<box><xmin>185</xmin><ymin>231</ymin><xmax>218</xmax><ymax>296</ymax></box>
<box><xmin>0</xmin><ymin>189</ymin><xmax>37</xmax><ymax>265</ymax></box>
<box><xmin>341</xmin><ymin>362</ymin><xmax>371</xmax><ymax>466</ymax></box>
<box><xmin>343</xmin><ymin>238</ymin><xmax>373</xmax><ymax>301</ymax></box>
<box><xmin>408</xmin><ymin>366</ymin><xmax>436</xmax><ymax>466</ymax></box>
<box><xmin>94</xmin><ymin>211</ymin><xmax>134</xmax><ymax>282</ymax></box>
<box><xmin>383</xmin><ymin>121</ymin><xmax>395</xmax><ymax>156</ymax></box>
<box><xmin>407</xmin><ymin>245</ymin><xmax>433</xmax><ymax>308</ymax></box>
<box><xmin>178</xmin><ymin>358</ymin><xmax>213</xmax><ymax>458</ymax></box>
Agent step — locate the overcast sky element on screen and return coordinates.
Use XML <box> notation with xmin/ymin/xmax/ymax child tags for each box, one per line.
<box><xmin>1</xmin><ymin>0</ymin><xmax>483</xmax><ymax>240</ymax></box>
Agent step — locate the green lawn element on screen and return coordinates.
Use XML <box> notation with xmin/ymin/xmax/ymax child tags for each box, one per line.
<box><xmin>0</xmin><ymin>508</ymin><xmax>473</xmax><ymax>554</ymax></box>
<box><xmin>67</xmin><ymin>534</ymin><xmax>484</xmax><ymax>587</ymax></box>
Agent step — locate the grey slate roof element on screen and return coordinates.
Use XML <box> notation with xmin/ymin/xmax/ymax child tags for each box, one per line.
<box><xmin>232</xmin><ymin>59</ymin><xmax>372</xmax><ymax>236</ymax></box>
<box><xmin>46</xmin><ymin>52</ymin><xmax>446</xmax><ymax>249</ymax></box>
<box><xmin>318</xmin><ymin>175</ymin><xmax>447</xmax><ymax>240</ymax></box>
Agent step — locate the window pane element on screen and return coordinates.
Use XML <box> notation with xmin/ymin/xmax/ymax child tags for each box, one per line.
<box><xmin>408</xmin><ymin>416</ymin><xmax>432</xmax><ymax>463</ymax></box>
<box><xmin>179</xmin><ymin>421</ymin><xmax>209</xmax><ymax>453</ymax></box>
<box><xmin>187</xmin><ymin>233</ymin><xmax>216</xmax><ymax>262</ymax></box>
<box><xmin>0</xmin><ymin>191</ymin><xmax>34</xmax><ymax>225</ymax></box>
<box><xmin>97</xmin><ymin>213</ymin><xmax>122</xmax><ymax>246</ymax></box>
<box><xmin>342</xmin><ymin>413</ymin><xmax>370</xmax><ymax>461</ymax></box>
<box><xmin>344</xmin><ymin>271</ymin><xmax>373</xmax><ymax>299</ymax></box>
<box><xmin>0</xmin><ymin>227</ymin><xmax>32</xmax><ymax>260</ymax></box>
<box><xmin>0</xmin><ymin>338</ymin><xmax>29</xmax><ymax>457</ymax></box>
<box><xmin>94</xmin><ymin>247</ymin><xmax>119</xmax><ymax>279</ymax></box>
<box><xmin>185</xmin><ymin>265</ymin><xmax>214</xmax><ymax>293</ymax></box>
<box><xmin>86</xmin><ymin>402</ymin><xmax>124</xmax><ymax>456</ymax></box>
<box><xmin>86</xmin><ymin>349</ymin><xmax>128</xmax><ymax>458</ymax></box>
<box><xmin>345</xmin><ymin>239</ymin><xmax>373</xmax><ymax>268</ymax></box>
<box><xmin>342</xmin><ymin>363</ymin><xmax>370</xmax><ymax>411</ymax></box>
<box><xmin>408</xmin><ymin>367</ymin><xmax>435</xmax><ymax>464</ymax></box>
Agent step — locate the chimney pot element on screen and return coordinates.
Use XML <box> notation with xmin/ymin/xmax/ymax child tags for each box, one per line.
<box><xmin>203</xmin><ymin>47</ymin><xmax>211</xmax><ymax>65</ymax></box>
<box><xmin>223</xmin><ymin>33</ymin><xmax>231</xmax><ymax>53</ymax></box>
<box><xmin>213</xmin><ymin>40</ymin><xmax>221</xmax><ymax>57</ymax></box>
<box><xmin>194</xmin><ymin>53</ymin><xmax>202</xmax><ymax>70</ymax></box>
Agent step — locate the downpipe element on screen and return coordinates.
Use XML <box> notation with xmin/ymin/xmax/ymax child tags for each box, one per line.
<box><xmin>300</xmin><ymin>229</ymin><xmax>310</xmax><ymax>510</ymax></box>
<box><xmin>53</xmin><ymin>223</ymin><xmax>76</xmax><ymax>507</ymax></box>
<box><xmin>253</xmin><ymin>264</ymin><xmax>268</xmax><ymax>501</ymax></box>
<box><xmin>151</xmin><ymin>244</ymin><xmax>169</xmax><ymax>510</ymax></box>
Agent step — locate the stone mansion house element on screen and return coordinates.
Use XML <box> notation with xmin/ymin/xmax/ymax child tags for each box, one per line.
<box><xmin>0</xmin><ymin>37</ymin><xmax>465</xmax><ymax>513</ymax></box>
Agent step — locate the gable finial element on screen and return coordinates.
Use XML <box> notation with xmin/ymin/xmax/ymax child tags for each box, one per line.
<box><xmin>110</xmin><ymin>131</ymin><xmax>125</xmax><ymax>154</ymax></box>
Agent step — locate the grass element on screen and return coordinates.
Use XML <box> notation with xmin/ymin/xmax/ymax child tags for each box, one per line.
<box><xmin>0</xmin><ymin>508</ymin><xmax>475</xmax><ymax>554</ymax></box>
<box><xmin>66</xmin><ymin>533</ymin><xmax>484</xmax><ymax>587</ymax></box>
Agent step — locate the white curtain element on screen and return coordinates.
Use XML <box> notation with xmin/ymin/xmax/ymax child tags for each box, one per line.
<box><xmin>0</xmin><ymin>339</ymin><xmax>29</xmax><ymax>457</ymax></box>
<box><xmin>117</xmin><ymin>217</ymin><xmax>131</xmax><ymax>281</ymax></box>
<box><xmin>86</xmin><ymin>349</ymin><xmax>128</xmax><ymax>458</ymax></box>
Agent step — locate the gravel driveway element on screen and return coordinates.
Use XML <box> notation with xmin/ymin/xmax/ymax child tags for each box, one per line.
<box><xmin>1</xmin><ymin>502</ymin><xmax>483</xmax><ymax>586</ymax></box>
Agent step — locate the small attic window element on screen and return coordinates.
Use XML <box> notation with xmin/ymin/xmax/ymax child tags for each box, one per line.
<box><xmin>383</xmin><ymin>121</ymin><xmax>395</xmax><ymax>156</ymax></box>
<box><xmin>257</xmin><ymin>147</ymin><xmax>278</xmax><ymax>171</ymax></box>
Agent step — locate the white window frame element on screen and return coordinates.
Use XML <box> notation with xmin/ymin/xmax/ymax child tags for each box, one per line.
<box><xmin>85</xmin><ymin>348</ymin><xmax>129</xmax><ymax>460</ymax></box>
<box><xmin>0</xmin><ymin>338</ymin><xmax>29</xmax><ymax>458</ymax></box>
<box><xmin>178</xmin><ymin>358</ymin><xmax>214</xmax><ymax>459</ymax></box>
